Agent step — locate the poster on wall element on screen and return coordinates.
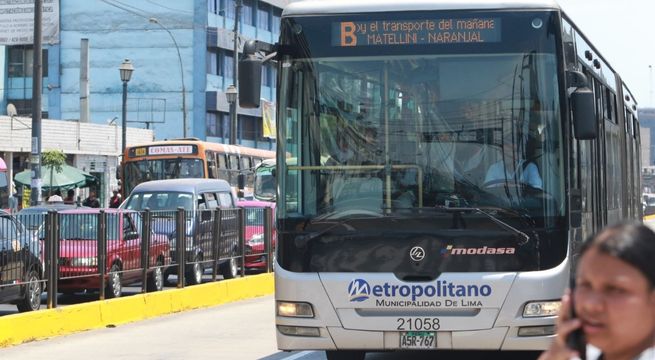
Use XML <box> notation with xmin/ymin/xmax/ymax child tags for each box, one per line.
<box><xmin>0</xmin><ymin>0</ymin><xmax>60</xmax><ymax>46</ymax></box>
<box><xmin>262</xmin><ymin>99</ymin><xmax>276</xmax><ymax>139</ymax></box>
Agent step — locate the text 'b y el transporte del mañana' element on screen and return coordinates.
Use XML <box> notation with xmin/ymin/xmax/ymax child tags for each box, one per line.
<box><xmin>337</xmin><ymin>18</ymin><xmax>501</xmax><ymax>47</ymax></box>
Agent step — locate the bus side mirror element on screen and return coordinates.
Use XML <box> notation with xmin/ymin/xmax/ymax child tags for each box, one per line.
<box><xmin>571</xmin><ymin>87</ymin><xmax>597</xmax><ymax>140</ymax></box>
<box><xmin>239</xmin><ymin>57</ymin><xmax>262</xmax><ymax>108</ymax></box>
<box><xmin>116</xmin><ymin>166</ymin><xmax>122</xmax><ymax>180</ymax></box>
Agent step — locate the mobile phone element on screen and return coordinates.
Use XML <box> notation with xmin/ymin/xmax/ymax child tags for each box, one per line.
<box><xmin>566</xmin><ymin>281</ymin><xmax>586</xmax><ymax>360</ymax></box>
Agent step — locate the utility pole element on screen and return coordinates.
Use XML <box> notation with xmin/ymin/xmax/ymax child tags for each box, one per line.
<box><xmin>650</xmin><ymin>65</ymin><xmax>653</xmax><ymax>107</ymax></box>
<box><xmin>30</xmin><ymin>0</ymin><xmax>43</xmax><ymax>206</ymax></box>
<box><xmin>230</xmin><ymin>0</ymin><xmax>242</xmax><ymax>144</ymax></box>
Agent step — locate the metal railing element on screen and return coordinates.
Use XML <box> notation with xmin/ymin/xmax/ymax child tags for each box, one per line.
<box><xmin>0</xmin><ymin>206</ymin><xmax>275</xmax><ymax>314</ymax></box>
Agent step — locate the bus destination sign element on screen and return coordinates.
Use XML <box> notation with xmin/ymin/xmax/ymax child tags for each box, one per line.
<box><xmin>128</xmin><ymin>145</ymin><xmax>197</xmax><ymax>158</ymax></box>
<box><xmin>332</xmin><ymin>18</ymin><xmax>501</xmax><ymax>47</ymax></box>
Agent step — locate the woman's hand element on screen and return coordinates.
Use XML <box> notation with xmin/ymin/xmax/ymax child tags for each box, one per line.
<box><xmin>538</xmin><ymin>291</ymin><xmax>583</xmax><ymax>360</ymax></box>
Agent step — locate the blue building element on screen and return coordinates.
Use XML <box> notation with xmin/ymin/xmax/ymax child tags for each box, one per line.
<box><xmin>4</xmin><ymin>0</ymin><xmax>286</xmax><ymax>149</ymax></box>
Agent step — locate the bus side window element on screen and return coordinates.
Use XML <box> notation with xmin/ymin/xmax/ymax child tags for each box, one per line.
<box><xmin>241</xmin><ymin>156</ymin><xmax>253</xmax><ymax>187</ymax></box>
<box><xmin>229</xmin><ymin>154</ymin><xmax>239</xmax><ymax>186</ymax></box>
<box><xmin>206</xmin><ymin>150</ymin><xmax>218</xmax><ymax>178</ymax></box>
<box><xmin>218</xmin><ymin>154</ymin><xmax>229</xmax><ymax>181</ymax></box>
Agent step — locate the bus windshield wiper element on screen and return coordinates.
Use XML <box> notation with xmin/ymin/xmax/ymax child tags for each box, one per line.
<box><xmin>442</xmin><ymin>206</ymin><xmax>530</xmax><ymax>245</ymax></box>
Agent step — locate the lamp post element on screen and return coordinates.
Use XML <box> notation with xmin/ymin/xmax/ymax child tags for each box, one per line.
<box><xmin>229</xmin><ymin>0</ymin><xmax>242</xmax><ymax>145</ymax></box>
<box><xmin>119</xmin><ymin>59</ymin><xmax>134</xmax><ymax>155</ymax></box>
<box><xmin>226</xmin><ymin>85</ymin><xmax>238</xmax><ymax>144</ymax></box>
<box><xmin>149</xmin><ymin>17</ymin><xmax>187</xmax><ymax>138</ymax></box>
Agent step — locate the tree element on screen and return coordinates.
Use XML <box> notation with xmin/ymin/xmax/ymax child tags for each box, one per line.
<box><xmin>42</xmin><ymin>149</ymin><xmax>67</xmax><ymax>198</ymax></box>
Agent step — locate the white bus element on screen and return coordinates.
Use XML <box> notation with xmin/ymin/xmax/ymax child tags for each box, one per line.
<box><xmin>239</xmin><ymin>0</ymin><xmax>642</xmax><ymax>358</ymax></box>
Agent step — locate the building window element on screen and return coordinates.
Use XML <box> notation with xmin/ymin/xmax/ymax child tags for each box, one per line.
<box><xmin>207</xmin><ymin>112</ymin><xmax>218</xmax><ymax>136</ymax></box>
<box><xmin>207</xmin><ymin>111</ymin><xmax>232</xmax><ymax>138</ymax></box>
<box><xmin>257</xmin><ymin>1</ymin><xmax>270</xmax><ymax>31</ymax></box>
<box><xmin>240</xmin><ymin>115</ymin><xmax>259</xmax><ymax>140</ymax></box>
<box><xmin>272</xmin><ymin>7</ymin><xmax>281</xmax><ymax>33</ymax></box>
<box><xmin>262</xmin><ymin>63</ymin><xmax>269</xmax><ymax>87</ymax></box>
<box><xmin>224</xmin><ymin>0</ymin><xmax>235</xmax><ymax>19</ymax></box>
<box><xmin>224</xmin><ymin>51</ymin><xmax>234</xmax><ymax>80</ymax></box>
<box><xmin>207</xmin><ymin>48</ymin><xmax>218</xmax><ymax>75</ymax></box>
<box><xmin>7</xmin><ymin>98</ymin><xmax>47</xmax><ymax>118</ymax></box>
<box><xmin>221</xmin><ymin>112</ymin><xmax>231</xmax><ymax>139</ymax></box>
<box><xmin>242</xmin><ymin>0</ymin><xmax>254</xmax><ymax>26</ymax></box>
<box><xmin>208</xmin><ymin>0</ymin><xmax>217</xmax><ymax>14</ymax></box>
<box><xmin>8</xmin><ymin>46</ymin><xmax>48</xmax><ymax>77</ymax></box>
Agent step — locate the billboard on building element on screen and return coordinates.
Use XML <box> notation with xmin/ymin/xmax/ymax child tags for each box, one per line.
<box><xmin>0</xmin><ymin>0</ymin><xmax>59</xmax><ymax>46</ymax></box>
<box><xmin>262</xmin><ymin>99</ymin><xmax>276</xmax><ymax>139</ymax></box>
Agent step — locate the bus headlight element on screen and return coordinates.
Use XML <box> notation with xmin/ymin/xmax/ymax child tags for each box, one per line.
<box><xmin>276</xmin><ymin>301</ymin><xmax>314</xmax><ymax>318</ymax></box>
<box><xmin>523</xmin><ymin>301</ymin><xmax>561</xmax><ymax>317</ymax></box>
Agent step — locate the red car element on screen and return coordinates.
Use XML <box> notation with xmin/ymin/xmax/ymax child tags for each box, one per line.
<box><xmin>56</xmin><ymin>209</ymin><xmax>171</xmax><ymax>298</ymax></box>
<box><xmin>237</xmin><ymin>200</ymin><xmax>276</xmax><ymax>272</ymax></box>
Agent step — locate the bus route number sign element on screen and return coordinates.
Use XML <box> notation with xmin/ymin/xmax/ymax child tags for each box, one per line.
<box><xmin>134</xmin><ymin>148</ymin><xmax>147</xmax><ymax>156</ymax></box>
<box><xmin>332</xmin><ymin>18</ymin><xmax>501</xmax><ymax>47</ymax></box>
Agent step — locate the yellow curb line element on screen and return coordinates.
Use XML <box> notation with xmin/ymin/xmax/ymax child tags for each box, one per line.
<box><xmin>0</xmin><ymin>273</ymin><xmax>274</xmax><ymax>348</ymax></box>
<box><xmin>644</xmin><ymin>215</ymin><xmax>655</xmax><ymax>221</ymax></box>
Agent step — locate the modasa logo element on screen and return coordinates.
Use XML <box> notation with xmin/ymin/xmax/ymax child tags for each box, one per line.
<box><xmin>348</xmin><ymin>279</ymin><xmax>371</xmax><ymax>302</ymax></box>
<box><xmin>441</xmin><ymin>245</ymin><xmax>516</xmax><ymax>257</ymax></box>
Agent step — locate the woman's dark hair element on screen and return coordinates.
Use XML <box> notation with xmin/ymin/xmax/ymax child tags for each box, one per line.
<box><xmin>581</xmin><ymin>222</ymin><xmax>655</xmax><ymax>287</ymax></box>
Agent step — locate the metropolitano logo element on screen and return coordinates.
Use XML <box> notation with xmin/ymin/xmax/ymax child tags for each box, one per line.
<box><xmin>348</xmin><ymin>279</ymin><xmax>371</xmax><ymax>302</ymax></box>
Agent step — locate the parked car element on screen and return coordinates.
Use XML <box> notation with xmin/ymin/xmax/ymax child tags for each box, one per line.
<box><xmin>237</xmin><ymin>200</ymin><xmax>276</xmax><ymax>272</ymax></box>
<box><xmin>0</xmin><ymin>210</ymin><xmax>43</xmax><ymax>312</ymax></box>
<box><xmin>56</xmin><ymin>209</ymin><xmax>171</xmax><ymax>298</ymax></box>
<box><xmin>17</xmin><ymin>203</ymin><xmax>87</xmax><ymax>238</ymax></box>
<box><xmin>122</xmin><ymin>179</ymin><xmax>239</xmax><ymax>284</ymax></box>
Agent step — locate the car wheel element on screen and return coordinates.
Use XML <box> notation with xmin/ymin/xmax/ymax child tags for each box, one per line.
<box><xmin>17</xmin><ymin>268</ymin><xmax>42</xmax><ymax>312</ymax></box>
<box><xmin>325</xmin><ymin>351</ymin><xmax>366</xmax><ymax>360</ymax></box>
<box><xmin>106</xmin><ymin>264</ymin><xmax>122</xmax><ymax>298</ymax></box>
<box><xmin>220</xmin><ymin>257</ymin><xmax>238</xmax><ymax>279</ymax></box>
<box><xmin>147</xmin><ymin>258</ymin><xmax>165</xmax><ymax>292</ymax></box>
<box><xmin>186</xmin><ymin>254</ymin><xmax>203</xmax><ymax>285</ymax></box>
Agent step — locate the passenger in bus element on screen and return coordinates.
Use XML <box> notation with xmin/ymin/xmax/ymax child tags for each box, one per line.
<box><xmin>539</xmin><ymin>223</ymin><xmax>655</xmax><ymax>360</ymax></box>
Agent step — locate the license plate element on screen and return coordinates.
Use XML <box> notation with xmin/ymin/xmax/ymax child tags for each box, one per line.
<box><xmin>399</xmin><ymin>331</ymin><xmax>436</xmax><ymax>349</ymax></box>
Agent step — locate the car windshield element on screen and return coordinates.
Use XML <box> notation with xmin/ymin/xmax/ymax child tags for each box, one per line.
<box><xmin>124</xmin><ymin>191</ymin><xmax>194</xmax><ymax>212</ymax></box>
<box><xmin>58</xmin><ymin>213</ymin><xmax>119</xmax><ymax>240</ymax></box>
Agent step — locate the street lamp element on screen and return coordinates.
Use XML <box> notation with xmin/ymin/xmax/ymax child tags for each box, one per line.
<box><xmin>119</xmin><ymin>59</ymin><xmax>134</xmax><ymax>155</ymax></box>
<box><xmin>226</xmin><ymin>85</ymin><xmax>238</xmax><ymax>144</ymax></box>
<box><xmin>149</xmin><ymin>17</ymin><xmax>187</xmax><ymax>138</ymax></box>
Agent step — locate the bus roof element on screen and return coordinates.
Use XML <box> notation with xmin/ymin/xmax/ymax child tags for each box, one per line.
<box><xmin>284</xmin><ymin>0</ymin><xmax>561</xmax><ymax>16</ymax></box>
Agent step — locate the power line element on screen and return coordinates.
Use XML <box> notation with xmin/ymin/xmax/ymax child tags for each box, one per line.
<box><xmin>145</xmin><ymin>0</ymin><xmax>193</xmax><ymax>14</ymax></box>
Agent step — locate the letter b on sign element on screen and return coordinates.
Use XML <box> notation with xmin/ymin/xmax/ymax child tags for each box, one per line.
<box><xmin>341</xmin><ymin>22</ymin><xmax>357</xmax><ymax>46</ymax></box>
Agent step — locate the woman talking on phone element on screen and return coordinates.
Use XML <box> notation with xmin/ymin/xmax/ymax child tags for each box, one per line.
<box><xmin>539</xmin><ymin>223</ymin><xmax>655</xmax><ymax>360</ymax></box>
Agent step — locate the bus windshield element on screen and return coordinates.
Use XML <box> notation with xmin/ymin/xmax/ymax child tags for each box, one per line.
<box><xmin>123</xmin><ymin>158</ymin><xmax>204</xmax><ymax>195</ymax></box>
<box><xmin>254</xmin><ymin>162</ymin><xmax>276</xmax><ymax>201</ymax></box>
<box><xmin>279</xmin><ymin>11</ymin><xmax>564</xmax><ymax>224</ymax></box>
